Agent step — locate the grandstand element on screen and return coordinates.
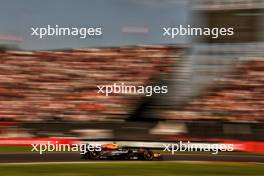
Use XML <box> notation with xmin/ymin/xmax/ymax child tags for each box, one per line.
<box><xmin>0</xmin><ymin>46</ymin><xmax>181</xmax><ymax>122</ymax></box>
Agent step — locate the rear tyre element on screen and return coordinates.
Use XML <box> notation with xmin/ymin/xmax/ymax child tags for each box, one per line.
<box><xmin>142</xmin><ymin>150</ymin><xmax>154</xmax><ymax>161</ymax></box>
<box><xmin>82</xmin><ymin>151</ymin><xmax>100</xmax><ymax>160</ymax></box>
<box><xmin>88</xmin><ymin>151</ymin><xmax>101</xmax><ymax>160</ymax></box>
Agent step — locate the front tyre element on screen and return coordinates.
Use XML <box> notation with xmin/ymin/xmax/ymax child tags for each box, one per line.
<box><xmin>82</xmin><ymin>151</ymin><xmax>101</xmax><ymax>160</ymax></box>
<box><xmin>88</xmin><ymin>151</ymin><xmax>101</xmax><ymax>160</ymax></box>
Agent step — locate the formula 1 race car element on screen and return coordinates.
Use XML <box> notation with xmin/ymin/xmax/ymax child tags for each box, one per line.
<box><xmin>81</xmin><ymin>143</ymin><xmax>161</xmax><ymax>160</ymax></box>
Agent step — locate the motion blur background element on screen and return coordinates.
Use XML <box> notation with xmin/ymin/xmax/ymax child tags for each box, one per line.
<box><xmin>0</xmin><ymin>0</ymin><xmax>263</xmax><ymax>153</ymax></box>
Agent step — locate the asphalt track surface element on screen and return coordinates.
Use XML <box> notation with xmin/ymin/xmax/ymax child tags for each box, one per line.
<box><xmin>0</xmin><ymin>153</ymin><xmax>263</xmax><ymax>163</ymax></box>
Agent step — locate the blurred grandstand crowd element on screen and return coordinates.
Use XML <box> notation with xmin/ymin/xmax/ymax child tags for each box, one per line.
<box><xmin>165</xmin><ymin>57</ymin><xmax>264</xmax><ymax>122</ymax></box>
<box><xmin>0</xmin><ymin>45</ymin><xmax>263</xmax><ymax>141</ymax></box>
<box><xmin>0</xmin><ymin>46</ymin><xmax>178</xmax><ymax>122</ymax></box>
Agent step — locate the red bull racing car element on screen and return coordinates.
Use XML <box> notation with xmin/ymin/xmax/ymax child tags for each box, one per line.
<box><xmin>81</xmin><ymin>143</ymin><xmax>161</xmax><ymax>160</ymax></box>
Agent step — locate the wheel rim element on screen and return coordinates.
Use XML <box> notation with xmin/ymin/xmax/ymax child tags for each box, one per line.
<box><xmin>143</xmin><ymin>151</ymin><xmax>153</xmax><ymax>160</ymax></box>
<box><xmin>89</xmin><ymin>151</ymin><xmax>100</xmax><ymax>159</ymax></box>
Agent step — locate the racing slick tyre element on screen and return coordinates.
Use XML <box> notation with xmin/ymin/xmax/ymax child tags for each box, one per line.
<box><xmin>142</xmin><ymin>150</ymin><xmax>154</xmax><ymax>161</ymax></box>
<box><xmin>82</xmin><ymin>151</ymin><xmax>101</xmax><ymax>160</ymax></box>
<box><xmin>89</xmin><ymin>151</ymin><xmax>101</xmax><ymax>160</ymax></box>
